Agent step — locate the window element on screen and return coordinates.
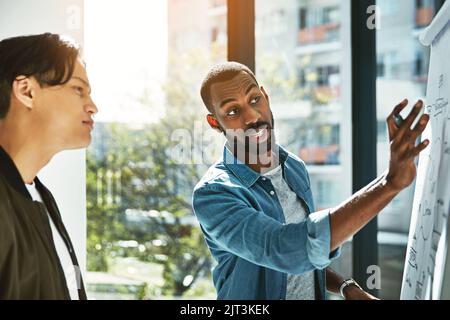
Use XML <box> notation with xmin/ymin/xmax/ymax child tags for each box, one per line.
<box><xmin>298</xmin><ymin>5</ymin><xmax>341</xmax><ymax>44</ymax></box>
<box><xmin>84</xmin><ymin>0</ymin><xmax>226</xmax><ymax>300</ymax></box>
<box><xmin>256</xmin><ymin>0</ymin><xmax>352</xmax><ymax>296</ymax></box>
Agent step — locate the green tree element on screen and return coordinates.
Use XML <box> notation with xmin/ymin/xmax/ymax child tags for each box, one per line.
<box><xmin>87</xmin><ymin>118</ymin><xmax>213</xmax><ymax>297</ymax></box>
<box><xmin>86</xmin><ymin>44</ymin><xmax>227</xmax><ymax>298</ymax></box>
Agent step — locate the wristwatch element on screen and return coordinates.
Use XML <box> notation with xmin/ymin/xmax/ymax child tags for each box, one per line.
<box><xmin>339</xmin><ymin>278</ymin><xmax>362</xmax><ymax>298</ymax></box>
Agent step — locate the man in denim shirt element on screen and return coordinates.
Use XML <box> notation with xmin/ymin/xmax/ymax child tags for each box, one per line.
<box><xmin>192</xmin><ymin>62</ymin><xmax>430</xmax><ymax>300</ymax></box>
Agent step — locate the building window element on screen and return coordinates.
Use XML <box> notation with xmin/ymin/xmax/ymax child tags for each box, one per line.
<box><xmin>298</xmin><ymin>5</ymin><xmax>341</xmax><ymax>44</ymax></box>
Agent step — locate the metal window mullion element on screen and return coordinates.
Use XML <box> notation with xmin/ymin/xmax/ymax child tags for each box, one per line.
<box><xmin>351</xmin><ymin>0</ymin><xmax>379</xmax><ymax>296</ymax></box>
<box><xmin>227</xmin><ymin>0</ymin><xmax>255</xmax><ymax>72</ymax></box>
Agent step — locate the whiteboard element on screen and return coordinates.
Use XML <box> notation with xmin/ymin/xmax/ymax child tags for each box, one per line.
<box><xmin>401</xmin><ymin>1</ymin><xmax>450</xmax><ymax>300</ymax></box>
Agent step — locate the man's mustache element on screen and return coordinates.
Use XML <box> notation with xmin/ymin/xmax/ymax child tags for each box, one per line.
<box><xmin>245</xmin><ymin>121</ymin><xmax>272</xmax><ymax>133</ymax></box>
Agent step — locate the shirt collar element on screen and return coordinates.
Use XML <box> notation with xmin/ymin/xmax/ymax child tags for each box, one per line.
<box><xmin>222</xmin><ymin>142</ymin><xmax>289</xmax><ymax>188</ymax></box>
<box><xmin>0</xmin><ymin>146</ymin><xmax>32</xmax><ymax>200</ymax></box>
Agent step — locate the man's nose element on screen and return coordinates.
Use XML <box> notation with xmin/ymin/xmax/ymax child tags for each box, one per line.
<box><xmin>85</xmin><ymin>97</ymin><xmax>98</xmax><ymax>115</ymax></box>
<box><xmin>243</xmin><ymin>106</ymin><xmax>261</xmax><ymax>127</ymax></box>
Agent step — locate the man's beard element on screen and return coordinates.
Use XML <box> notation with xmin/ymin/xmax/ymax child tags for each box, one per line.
<box><xmin>224</xmin><ymin>114</ymin><xmax>276</xmax><ymax>165</ymax></box>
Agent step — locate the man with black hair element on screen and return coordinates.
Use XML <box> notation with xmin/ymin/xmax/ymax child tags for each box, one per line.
<box><xmin>0</xmin><ymin>33</ymin><xmax>97</xmax><ymax>299</ymax></box>
<box><xmin>192</xmin><ymin>61</ymin><xmax>430</xmax><ymax>300</ymax></box>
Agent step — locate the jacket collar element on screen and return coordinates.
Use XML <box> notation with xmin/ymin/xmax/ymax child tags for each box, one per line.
<box><xmin>222</xmin><ymin>142</ymin><xmax>289</xmax><ymax>188</ymax></box>
<box><xmin>0</xmin><ymin>146</ymin><xmax>32</xmax><ymax>200</ymax></box>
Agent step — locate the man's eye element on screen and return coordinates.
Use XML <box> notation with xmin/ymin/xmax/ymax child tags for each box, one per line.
<box><xmin>250</xmin><ymin>96</ymin><xmax>261</xmax><ymax>104</ymax></box>
<box><xmin>227</xmin><ymin>108</ymin><xmax>238</xmax><ymax>116</ymax></box>
<box><xmin>73</xmin><ymin>86</ymin><xmax>84</xmax><ymax>96</ymax></box>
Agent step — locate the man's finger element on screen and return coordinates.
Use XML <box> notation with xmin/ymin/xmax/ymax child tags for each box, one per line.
<box><xmin>389</xmin><ymin>99</ymin><xmax>409</xmax><ymax>118</ymax></box>
<box><xmin>408</xmin><ymin>139</ymin><xmax>430</xmax><ymax>158</ymax></box>
<box><xmin>398</xmin><ymin>100</ymin><xmax>424</xmax><ymax>137</ymax></box>
<box><xmin>387</xmin><ymin>99</ymin><xmax>408</xmax><ymax>141</ymax></box>
<box><xmin>409</xmin><ymin>114</ymin><xmax>430</xmax><ymax>144</ymax></box>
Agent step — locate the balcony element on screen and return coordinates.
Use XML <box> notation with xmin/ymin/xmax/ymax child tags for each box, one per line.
<box><xmin>416</xmin><ymin>7</ymin><xmax>433</xmax><ymax>28</ymax></box>
<box><xmin>298</xmin><ymin>23</ymin><xmax>340</xmax><ymax>45</ymax></box>
<box><xmin>299</xmin><ymin>144</ymin><xmax>339</xmax><ymax>165</ymax></box>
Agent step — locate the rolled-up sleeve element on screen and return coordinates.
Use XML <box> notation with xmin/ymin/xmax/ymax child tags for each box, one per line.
<box><xmin>306</xmin><ymin>209</ymin><xmax>341</xmax><ymax>270</ymax></box>
<box><xmin>193</xmin><ymin>183</ymin><xmax>340</xmax><ymax>275</ymax></box>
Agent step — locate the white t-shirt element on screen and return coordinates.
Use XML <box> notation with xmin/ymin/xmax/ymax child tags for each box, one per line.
<box><xmin>25</xmin><ymin>182</ymin><xmax>80</xmax><ymax>300</ymax></box>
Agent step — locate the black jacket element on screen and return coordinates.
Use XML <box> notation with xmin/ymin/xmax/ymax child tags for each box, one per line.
<box><xmin>0</xmin><ymin>146</ymin><xmax>87</xmax><ymax>299</ymax></box>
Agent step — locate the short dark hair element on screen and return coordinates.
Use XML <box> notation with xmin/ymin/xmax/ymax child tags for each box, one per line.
<box><xmin>200</xmin><ymin>61</ymin><xmax>258</xmax><ymax>113</ymax></box>
<box><xmin>0</xmin><ymin>33</ymin><xmax>80</xmax><ymax>119</ymax></box>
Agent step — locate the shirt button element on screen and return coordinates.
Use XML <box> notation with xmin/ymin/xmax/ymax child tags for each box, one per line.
<box><xmin>262</xmin><ymin>177</ymin><xmax>267</xmax><ymax>181</ymax></box>
<box><xmin>270</xmin><ymin>190</ymin><xmax>275</xmax><ymax>196</ymax></box>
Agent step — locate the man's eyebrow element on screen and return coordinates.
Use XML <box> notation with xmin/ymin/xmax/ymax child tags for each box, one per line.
<box><xmin>72</xmin><ymin>76</ymin><xmax>92</xmax><ymax>94</ymax></box>
<box><xmin>220</xmin><ymin>98</ymin><xmax>237</xmax><ymax>109</ymax></box>
<box><xmin>219</xmin><ymin>84</ymin><xmax>258</xmax><ymax>108</ymax></box>
<box><xmin>245</xmin><ymin>83</ymin><xmax>257</xmax><ymax>95</ymax></box>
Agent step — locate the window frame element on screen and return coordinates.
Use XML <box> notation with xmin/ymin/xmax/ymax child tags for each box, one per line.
<box><xmin>226</xmin><ymin>0</ymin><xmax>379</xmax><ymax>295</ymax></box>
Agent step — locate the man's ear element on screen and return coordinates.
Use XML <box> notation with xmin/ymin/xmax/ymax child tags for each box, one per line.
<box><xmin>206</xmin><ymin>114</ymin><xmax>223</xmax><ymax>133</ymax></box>
<box><xmin>260</xmin><ymin>86</ymin><xmax>269</xmax><ymax>103</ymax></box>
<box><xmin>12</xmin><ymin>76</ymin><xmax>35</xmax><ymax>109</ymax></box>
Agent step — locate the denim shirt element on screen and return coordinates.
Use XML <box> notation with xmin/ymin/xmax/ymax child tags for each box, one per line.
<box><xmin>192</xmin><ymin>144</ymin><xmax>341</xmax><ymax>300</ymax></box>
